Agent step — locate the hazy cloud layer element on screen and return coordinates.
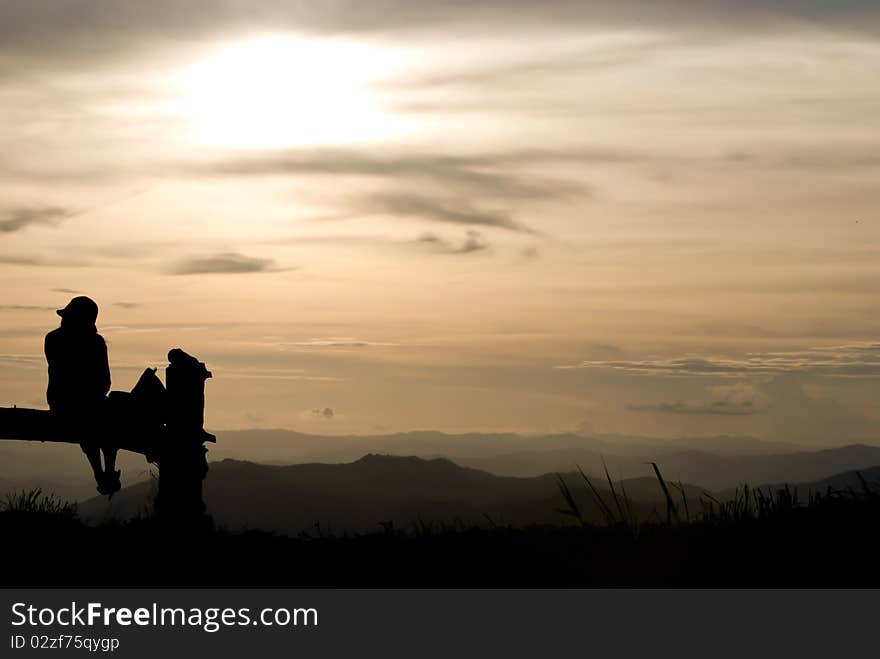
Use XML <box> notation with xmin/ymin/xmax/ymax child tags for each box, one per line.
<box><xmin>3</xmin><ymin>1</ymin><xmax>880</xmax><ymax>76</ymax></box>
<box><xmin>0</xmin><ymin>354</ymin><xmax>44</xmax><ymax>368</ymax></box>
<box><xmin>311</xmin><ymin>407</ymin><xmax>334</xmax><ymax>419</ymax></box>
<box><xmin>369</xmin><ymin>195</ymin><xmax>531</xmax><ymax>234</ymax></box>
<box><xmin>170</xmin><ymin>252</ymin><xmax>280</xmax><ymax>275</ymax></box>
<box><xmin>0</xmin><ymin>304</ymin><xmax>57</xmax><ymax>312</ymax></box>
<box><xmin>192</xmin><ymin>149</ymin><xmax>585</xmax><ymax>235</ymax></box>
<box><xmin>566</xmin><ymin>344</ymin><xmax>880</xmax><ymax>378</ymax></box>
<box><xmin>0</xmin><ymin>207</ymin><xmax>73</xmax><ymax>233</ymax></box>
<box><xmin>383</xmin><ymin>41</ymin><xmax>667</xmax><ymax>92</ymax></box>
<box><xmin>2</xmin><ymin>2</ymin><xmax>879</xmax><ymax>440</ymax></box>
<box><xmin>0</xmin><ymin>254</ymin><xmax>90</xmax><ymax>268</ymax></box>
<box><xmin>416</xmin><ymin>231</ymin><xmax>490</xmax><ymax>254</ymax></box>
<box><xmin>276</xmin><ymin>231</ymin><xmax>501</xmax><ymax>256</ymax></box>
<box><xmin>193</xmin><ymin>149</ymin><xmax>588</xmax><ymax>201</ymax></box>
<box><xmin>286</xmin><ymin>338</ymin><xmax>395</xmax><ymax>348</ymax></box>
<box><xmin>630</xmin><ymin>382</ymin><xmax>767</xmax><ymax>415</ymax></box>
<box><xmin>629</xmin><ymin>400</ymin><xmax>761</xmax><ymax>416</ymax></box>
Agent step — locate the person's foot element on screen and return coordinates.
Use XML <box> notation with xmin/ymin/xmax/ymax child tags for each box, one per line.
<box><xmin>106</xmin><ymin>470</ymin><xmax>122</xmax><ymax>499</ymax></box>
<box><xmin>95</xmin><ymin>470</ymin><xmax>122</xmax><ymax>498</ymax></box>
<box><xmin>95</xmin><ymin>472</ymin><xmax>112</xmax><ymax>496</ymax></box>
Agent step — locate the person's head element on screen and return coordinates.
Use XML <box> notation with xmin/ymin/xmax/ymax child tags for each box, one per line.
<box><xmin>57</xmin><ymin>296</ymin><xmax>99</xmax><ymax>327</ymax></box>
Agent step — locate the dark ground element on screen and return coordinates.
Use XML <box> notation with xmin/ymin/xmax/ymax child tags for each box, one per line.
<box><xmin>2</xmin><ymin>488</ymin><xmax>879</xmax><ymax>587</ymax></box>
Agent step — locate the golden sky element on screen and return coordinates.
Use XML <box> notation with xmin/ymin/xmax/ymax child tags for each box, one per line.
<box><xmin>2</xmin><ymin>2</ymin><xmax>880</xmax><ymax>443</ymax></box>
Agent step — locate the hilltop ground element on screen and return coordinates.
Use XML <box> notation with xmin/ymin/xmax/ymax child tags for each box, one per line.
<box><xmin>4</xmin><ymin>435</ymin><xmax>880</xmax><ymax>587</ymax></box>
<box><xmin>3</xmin><ymin>471</ymin><xmax>880</xmax><ymax>587</ymax></box>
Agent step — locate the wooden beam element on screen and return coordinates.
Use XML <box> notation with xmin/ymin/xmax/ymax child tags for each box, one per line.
<box><xmin>0</xmin><ymin>406</ymin><xmax>158</xmax><ymax>458</ymax></box>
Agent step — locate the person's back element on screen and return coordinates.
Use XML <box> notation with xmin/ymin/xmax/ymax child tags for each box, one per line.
<box><xmin>45</xmin><ymin>323</ymin><xmax>110</xmax><ymax>417</ymax></box>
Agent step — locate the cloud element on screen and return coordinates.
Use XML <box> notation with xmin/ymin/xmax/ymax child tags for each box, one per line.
<box><xmin>3</xmin><ymin>0</ymin><xmax>880</xmax><ymax>79</ymax></box>
<box><xmin>190</xmin><ymin>149</ymin><xmax>594</xmax><ymax>239</ymax></box>
<box><xmin>194</xmin><ymin>149</ymin><xmax>588</xmax><ymax>203</ymax></box>
<box><xmin>562</xmin><ymin>343</ymin><xmax>880</xmax><ymax>378</ymax></box>
<box><xmin>298</xmin><ymin>406</ymin><xmax>341</xmax><ymax>421</ymax></box>
<box><xmin>416</xmin><ymin>231</ymin><xmax>490</xmax><ymax>255</ymax></box>
<box><xmin>0</xmin><ymin>207</ymin><xmax>74</xmax><ymax>233</ymax></box>
<box><xmin>0</xmin><ymin>354</ymin><xmax>44</xmax><ymax>369</ymax></box>
<box><xmin>112</xmin><ymin>301</ymin><xmax>140</xmax><ymax>309</ymax></box>
<box><xmin>0</xmin><ymin>254</ymin><xmax>90</xmax><ymax>268</ymax></box>
<box><xmin>51</xmin><ymin>288</ymin><xmax>83</xmax><ymax>294</ymax></box>
<box><xmin>170</xmin><ymin>252</ymin><xmax>281</xmax><ymax>275</ymax></box>
<box><xmin>589</xmin><ymin>344</ymin><xmax>627</xmax><ymax>359</ymax></box>
<box><xmin>721</xmin><ymin>146</ymin><xmax>880</xmax><ymax>172</ymax></box>
<box><xmin>368</xmin><ymin>194</ymin><xmax>534</xmax><ymax>234</ymax></box>
<box><xmin>0</xmin><ymin>304</ymin><xmax>57</xmax><ymax>312</ymax></box>
<box><xmin>312</xmin><ymin>407</ymin><xmax>334</xmax><ymax>419</ymax></box>
<box><xmin>629</xmin><ymin>382</ymin><xmax>767</xmax><ymax>415</ymax></box>
<box><xmin>382</xmin><ymin>38</ymin><xmax>668</xmax><ymax>93</ymax></box>
<box><xmin>629</xmin><ymin>400</ymin><xmax>761</xmax><ymax>416</ymax></box>
<box><xmin>274</xmin><ymin>230</ymin><xmax>500</xmax><ymax>257</ymax></box>
<box><xmin>286</xmin><ymin>338</ymin><xmax>396</xmax><ymax>348</ymax></box>
<box><xmin>519</xmin><ymin>246</ymin><xmax>540</xmax><ymax>261</ymax></box>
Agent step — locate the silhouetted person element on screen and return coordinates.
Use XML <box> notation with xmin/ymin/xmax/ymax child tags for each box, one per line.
<box><xmin>45</xmin><ymin>296</ymin><xmax>119</xmax><ymax>495</ymax></box>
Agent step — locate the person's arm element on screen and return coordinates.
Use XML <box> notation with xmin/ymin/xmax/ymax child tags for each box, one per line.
<box><xmin>45</xmin><ymin>331</ymin><xmax>60</xmax><ymax>409</ymax></box>
<box><xmin>44</xmin><ymin>332</ymin><xmax>55</xmax><ymax>364</ymax></box>
<box><xmin>98</xmin><ymin>335</ymin><xmax>111</xmax><ymax>395</ymax></box>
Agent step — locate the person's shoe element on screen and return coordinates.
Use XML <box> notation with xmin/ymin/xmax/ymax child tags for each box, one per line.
<box><xmin>95</xmin><ymin>472</ymin><xmax>113</xmax><ymax>496</ymax></box>
<box><xmin>95</xmin><ymin>470</ymin><xmax>122</xmax><ymax>498</ymax></box>
<box><xmin>106</xmin><ymin>470</ymin><xmax>122</xmax><ymax>499</ymax></box>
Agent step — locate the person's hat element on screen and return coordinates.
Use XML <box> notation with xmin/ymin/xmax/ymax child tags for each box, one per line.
<box><xmin>57</xmin><ymin>296</ymin><xmax>99</xmax><ymax>323</ymax></box>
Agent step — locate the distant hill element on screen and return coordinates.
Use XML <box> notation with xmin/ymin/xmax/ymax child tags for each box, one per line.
<box><xmin>806</xmin><ymin>465</ymin><xmax>880</xmax><ymax>492</ymax></box>
<box><xmin>630</xmin><ymin>444</ymin><xmax>880</xmax><ymax>491</ymax></box>
<box><xmin>456</xmin><ymin>444</ymin><xmax>880</xmax><ymax>489</ymax></box>
<box><xmin>80</xmin><ymin>454</ymin><xmax>699</xmax><ymax>534</ymax></box>
<box><xmin>722</xmin><ymin>465</ymin><xmax>880</xmax><ymax>500</ymax></box>
<box><xmin>209</xmin><ymin>429</ymin><xmax>798</xmax><ymax>466</ymax></box>
<box><xmin>1</xmin><ymin>430</ymin><xmax>794</xmax><ymax>498</ymax></box>
<box><xmin>4</xmin><ymin>430</ymin><xmax>879</xmax><ymax>501</ymax></box>
<box><xmin>207</xmin><ymin>428</ymin><xmax>823</xmax><ymax>487</ymax></box>
<box><xmin>78</xmin><ymin>443</ymin><xmax>880</xmax><ymax>535</ymax></box>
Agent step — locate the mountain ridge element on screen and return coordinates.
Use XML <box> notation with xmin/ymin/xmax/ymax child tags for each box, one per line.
<box><xmin>78</xmin><ymin>451</ymin><xmax>880</xmax><ymax>536</ymax></box>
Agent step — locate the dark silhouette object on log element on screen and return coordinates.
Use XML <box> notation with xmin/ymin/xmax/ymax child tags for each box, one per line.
<box><xmin>156</xmin><ymin>349</ymin><xmax>214</xmax><ymax>520</ymax></box>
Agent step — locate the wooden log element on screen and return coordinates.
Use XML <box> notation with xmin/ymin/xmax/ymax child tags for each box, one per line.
<box><xmin>0</xmin><ymin>406</ymin><xmax>159</xmax><ymax>458</ymax></box>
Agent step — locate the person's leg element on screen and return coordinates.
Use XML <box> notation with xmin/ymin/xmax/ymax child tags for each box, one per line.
<box><xmin>101</xmin><ymin>447</ymin><xmax>121</xmax><ymax>494</ymax></box>
<box><xmin>80</xmin><ymin>442</ymin><xmax>104</xmax><ymax>483</ymax></box>
<box><xmin>99</xmin><ymin>397</ymin><xmax>122</xmax><ymax>495</ymax></box>
<box><xmin>102</xmin><ymin>446</ymin><xmax>118</xmax><ymax>474</ymax></box>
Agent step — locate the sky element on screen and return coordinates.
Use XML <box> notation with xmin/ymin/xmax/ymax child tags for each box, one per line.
<box><xmin>1</xmin><ymin>1</ymin><xmax>880</xmax><ymax>444</ymax></box>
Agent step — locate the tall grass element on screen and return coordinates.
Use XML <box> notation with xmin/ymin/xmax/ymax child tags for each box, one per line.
<box><xmin>1</xmin><ymin>488</ymin><xmax>77</xmax><ymax>518</ymax></box>
<box><xmin>556</xmin><ymin>460</ymin><xmax>640</xmax><ymax>536</ymax></box>
<box><xmin>556</xmin><ymin>464</ymin><xmax>880</xmax><ymax>532</ymax></box>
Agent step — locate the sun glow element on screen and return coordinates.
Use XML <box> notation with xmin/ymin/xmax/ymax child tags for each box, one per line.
<box><xmin>177</xmin><ymin>36</ymin><xmax>395</xmax><ymax>148</ymax></box>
